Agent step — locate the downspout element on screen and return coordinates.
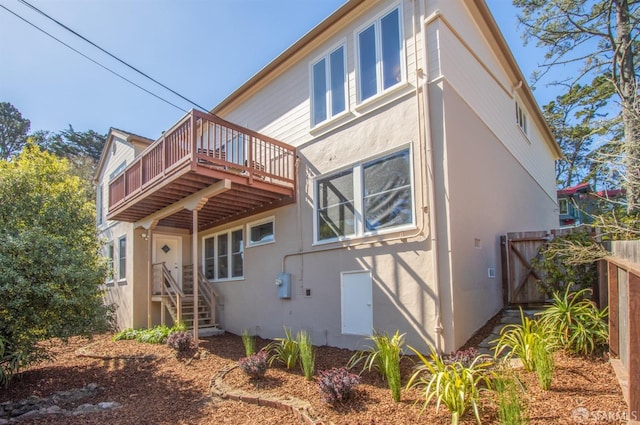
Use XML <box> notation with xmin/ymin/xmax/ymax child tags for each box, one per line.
<box><xmin>417</xmin><ymin>0</ymin><xmax>445</xmax><ymax>353</ymax></box>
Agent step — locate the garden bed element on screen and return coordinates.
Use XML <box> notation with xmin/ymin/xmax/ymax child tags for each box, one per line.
<box><xmin>0</xmin><ymin>333</ymin><xmax>627</xmax><ymax>424</ymax></box>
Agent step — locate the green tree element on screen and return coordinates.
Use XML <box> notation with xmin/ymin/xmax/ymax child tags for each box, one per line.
<box><xmin>0</xmin><ymin>144</ymin><xmax>112</xmax><ymax>386</ymax></box>
<box><xmin>0</xmin><ymin>102</ymin><xmax>30</xmax><ymax>160</ymax></box>
<box><xmin>514</xmin><ymin>0</ymin><xmax>639</xmax><ymax>210</ymax></box>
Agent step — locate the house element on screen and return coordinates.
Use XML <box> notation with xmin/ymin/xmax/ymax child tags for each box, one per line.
<box><xmin>557</xmin><ymin>183</ymin><xmax>626</xmax><ymax>227</ymax></box>
<box><xmin>95</xmin><ymin>0</ymin><xmax>562</xmax><ymax>353</ymax></box>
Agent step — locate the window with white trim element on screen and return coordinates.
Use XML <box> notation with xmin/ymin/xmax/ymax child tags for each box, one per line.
<box><xmin>96</xmin><ymin>184</ymin><xmax>103</xmax><ymax>226</ymax></box>
<box><xmin>204</xmin><ymin>229</ymin><xmax>244</xmax><ymax>281</ymax></box>
<box><xmin>106</xmin><ymin>242</ymin><xmax>114</xmax><ymax>282</ymax></box>
<box><xmin>311</xmin><ymin>45</ymin><xmax>346</xmax><ymax>126</ymax></box>
<box><xmin>516</xmin><ymin>101</ymin><xmax>528</xmax><ymax>135</ymax></box>
<box><xmin>357</xmin><ymin>6</ymin><xmax>403</xmax><ymax>102</ymax></box>
<box><xmin>315</xmin><ymin>147</ymin><xmax>413</xmax><ymax>242</ymax></box>
<box><xmin>559</xmin><ymin>198</ymin><xmax>569</xmax><ymax>215</ymax></box>
<box><xmin>118</xmin><ymin>236</ymin><xmax>126</xmax><ymax>280</ymax></box>
<box><xmin>247</xmin><ymin>218</ymin><xmax>275</xmax><ymax>247</ymax></box>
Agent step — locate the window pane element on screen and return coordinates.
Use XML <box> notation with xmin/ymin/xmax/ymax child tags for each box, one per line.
<box><xmin>363</xmin><ymin>149</ymin><xmax>412</xmax><ymax>231</ymax></box>
<box><xmin>231</xmin><ymin>229</ymin><xmax>243</xmax><ymax>278</ymax></box>
<box><xmin>381</xmin><ymin>9</ymin><xmax>401</xmax><ymax>90</ymax></box>
<box><xmin>250</xmin><ymin>221</ymin><xmax>274</xmax><ymax>244</ymax></box>
<box><xmin>318</xmin><ymin>203</ymin><xmax>355</xmax><ymax>240</ymax></box>
<box><xmin>312</xmin><ymin>59</ymin><xmax>327</xmax><ymax>125</ymax></box>
<box><xmin>204</xmin><ymin>238</ymin><xmax>215</xmax><ymax>279</ymax></box>
<box><xmin>364</xmin><ymin>188</ymin><xmax>412</xmax><ymax>231</ymax></box>
<box><xmin>217</xmin><ymin>234</ymin><xmax>228</xmax><ymax>279</ymax></box>
<box><xmin>107</xmin><ymin>242</ymin><xmax>114</xmax><ymax>281</ymax></box>
<box><xmin>317</xmin><ymin>170</ymin><xmax>354</xmax><ymax>209</ymax></box>
<box><xmin>329</xmin><ymin>47</ymin><xmax>345</xmax><ymax>116</ymax></box>
<box><xmin>358</xmin><ymin>25</ymin><xmax>378</xmax><ymax>101</ymax></box>
<box><xmin>118</xmin><ymin>237</ymin><xmax>126</xmax><ymax>280</ymax></box>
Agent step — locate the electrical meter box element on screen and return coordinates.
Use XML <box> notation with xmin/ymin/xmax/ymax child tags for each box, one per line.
<box><xmin>275</xmin><ymin>272</ymin><xmax>291</xmax><ymax>299</ymax></box>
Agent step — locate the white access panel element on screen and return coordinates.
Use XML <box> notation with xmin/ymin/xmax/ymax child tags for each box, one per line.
<box><xmin>341</xmin><ymin>270</ymin><xmax>373</xmax><ymax>335</ymax></box>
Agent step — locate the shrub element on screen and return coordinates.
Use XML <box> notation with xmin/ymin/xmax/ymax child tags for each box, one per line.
<box><xmin>494</xmin><ymin>366</ymin><xmax>526</xmax><ymax>425</ymax></box>
<box><xmin>166</xmin><ymin>331</ymin><xmax>193</xmax><ymax>354</ymax></box>
<box><xmin>444</xmin><ymin>348</ymin><xmax>481</xmax><ymax>368</ymax></box>
<box><xmin>238</xmin><ymin>350</ymin><xmax>269</xmax><ymax>379</ymax></box>
<box><xmin>348</xmin><ymin>330</ymin><xmax>405</xmax><ymax>402</ymax></box>
<box><xmin>317</xmin><ymin>367</ymin><xmax>361</xmax><ymax>404</ymax></box>
<box><xmin>532</xmin><ymin>341</ymin><xmax>554</xmax><ymax>390</ymax></box>
<box><xmin>0</xmin><ymin>336</ymin><xmax>32</xmax><ymax>388</ymax></box>
<box><xmin>241</xmin><ymin>330</ymin><xmax>255</xmax><ymax>357</ymax></box>
<box><xmin>298</xmin><ymin>330</ymin><xmax>315</xmax><ymax>380</ymax></box>
<box><xmin>266</xmin><ymin>327</ymin><xmax>299</xmax><ymax>369</ymax></box>
<box><xmin>113</xmin><ymin>324</ymin><xmax>186</xmax><ymax>344</ymax></box>
<box><xmin>536</xmin><ymin>287</ymin><xmax>608</xmax><ymax>355</ymax></box>
<box><xmin>407</xmin><ymin>346</ymin><xmax>493</xmax><ymax>425</ymax></box>
<box><xmin>493</xmin><ymin>308</ymin><xmax>549</xmax><ymax>372</ymax></box>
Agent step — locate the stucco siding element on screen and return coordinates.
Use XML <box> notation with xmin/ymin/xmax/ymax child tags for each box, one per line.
<box><xmin>440</xmin><ymin>81</ymin><xmax>557</xmax><ymax>349</ymax></box>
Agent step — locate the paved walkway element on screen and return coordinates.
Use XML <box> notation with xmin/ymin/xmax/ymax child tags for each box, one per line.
<box><xmin>476</xmin><ymin>308</ymin><xmax>542</xmax><ymax>356</ymax></box>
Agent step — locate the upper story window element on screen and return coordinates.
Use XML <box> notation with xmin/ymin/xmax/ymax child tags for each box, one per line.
<box><xmin>315</xmin><ymin>147</ymin><xmax>413</xmax><ymax>243</ymax></box>
<box><xmin>204</xmin><ymin>228</ymin><xmax>243</xmax><ymax>281</ymax></box>
<box><xmin>357</xmin><ymin>7</ymin><xmax>403</xmax><ymax>103</ymax></box>
<box><xmin>106</xmin><ymin>242</ymin><xmax>114</xmax><ymax>283</ymax></box>
<box><xmin>311</xmin><ymin>45</ymin><xmax>346</xmax><ymax>126</ymax></box>
<box><xmin>516</xmin><ymin>101</ymin><xmax>528</xmax><ymax>135</ymax></box>
<box><xmin>96</xmin><ymin>184</ymin><xmax>103</xmax><ymax>226</ymax></box>
<box><xmin>559</xmin><ymin>198</ymin><xmax>569</xmax><ymax>215</ymax></box>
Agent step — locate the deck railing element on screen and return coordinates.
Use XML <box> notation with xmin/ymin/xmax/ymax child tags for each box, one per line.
<box><xmin>108</xmin><ymin>109</ymin><xmax>296</xmax><ymax>209</ymax></box>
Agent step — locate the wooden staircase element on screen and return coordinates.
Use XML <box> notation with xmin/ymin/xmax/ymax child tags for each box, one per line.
<box><xmin>153</xmin><ymin>263</ymin><xmax>222</xmax><ymax>336</ymax></box>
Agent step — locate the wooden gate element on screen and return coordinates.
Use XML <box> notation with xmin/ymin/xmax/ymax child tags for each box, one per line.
<box><xmin>500</xmin><ymin>231</ymin><xmax>550</xmax><ymax>305</ymax></box>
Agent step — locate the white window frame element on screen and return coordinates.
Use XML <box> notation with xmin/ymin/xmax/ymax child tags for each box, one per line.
<box><xmin>355</xmin><ymin>3</ymin><xmax>405</xmax><ymax>104</ymax></box>
<box><xmin>96</xmin><ymin>184</ymin><xmax>103</xmax><ymax>226</ymax></box>
<box><xmin>117</xmin><ymin>236</ymin><xmax>126</xmax><ymax>281</ymax></box>
<box><xmin>310</xmin><ymin>41</ymin><xmax>348</xmax><ymax>128</ymax></box>
<box><xmin>202</xmin><ymin>226</ymin><xmax>244</xmax><ymax>282</ymax></box>
<box><xmin>516</xmin><ymin>101</ymin><xmax>528</xmax><ymax>135</ymax></box>
<box><xmin>313</xmin><ymin>144</ymin><xmax>415</xmax><ymax>245</ymax></box>
<box><xmin>246</xmin><ymin>217</ymin><xmax>276</xmax><ymax>248</ymax></box>
<box><xmin>559</xmin><ymin>198</ymin><xmax>569</xmax><ymax>215</ymax></box>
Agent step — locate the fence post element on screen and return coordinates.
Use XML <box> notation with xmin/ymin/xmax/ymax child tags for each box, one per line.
<box><xmin>500</xmin><ymin>235</ymin><xmax>509</xmax><ymax>307</ymax></box>
<box><xmin>629</xmin><ymin>272</ymin><xmax>640</xmax><ymax>420</ymax></box>
<box><xmin>609</xmin><ymin>260</ymin><xmax>619</xmax><ymax>358</ymax></box>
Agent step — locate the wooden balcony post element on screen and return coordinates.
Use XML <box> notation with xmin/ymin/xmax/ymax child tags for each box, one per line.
<box><xmin>192</xmin><ymin>207</ymin><xmax>199</xmax><ymax>348</ymax></box>
<box><xmin>147</xmin><ymin>228</ymin><xmax>152</xmax><ymax>328</ymax></box>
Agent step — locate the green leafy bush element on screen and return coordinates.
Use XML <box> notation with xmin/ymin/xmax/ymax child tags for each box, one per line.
<box><xmin>114</xmin><ymin>324</ymin><xmax>186</xmax><ymax>344</ymax></box>
<box><xmin>266</xmin><ymin>327</ymin><xmax>299</xmax><ymax>369</ymax></box>
<box><xmin>348</xmin><ymin>331</ymin><xmax>405</xmax><ymax>402</ymax></box>
<box><xmin>537</xmin><ymin>287</ymin><xmax>608</xmax><ymax>355</ymax></box>
<box><xmin>407</xmin><ymin>346</ymin><xmax>493</xmax><ymax>425</ymax></box>
<box><xmin>241</xmin><ymin>330</ymin><xmax>255</xmax><ymax>357</ymax></box>
<box><xmin>298</xmin><ymin>330</ymin><xmax>315</xmax><ymax>380</ymax></box>
<box><xmin>317</xmin><ymin>367</ymin><xmax>361</xmax><ymax>404</ymax></box>
<box><xmin>493</xmin><ymin>309</ymin><xmax>549</xmax><ymax>372</ymax></box>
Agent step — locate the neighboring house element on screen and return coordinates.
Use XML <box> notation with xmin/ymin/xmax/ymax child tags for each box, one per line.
<box><xmin>557</xmin><ymin>182</ymin><xmax>626</xmax><ymax>227</ymax></box>
<box><xmin>95</xmin><ymin>0</ymin><xmax>562</xmax><ymax>353</ymax></box>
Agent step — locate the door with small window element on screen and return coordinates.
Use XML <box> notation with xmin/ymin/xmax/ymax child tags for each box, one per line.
<box><xmin>153</xmin><ymin>235</ymin><xmax>182</xmax><ymax>289</ymax></box>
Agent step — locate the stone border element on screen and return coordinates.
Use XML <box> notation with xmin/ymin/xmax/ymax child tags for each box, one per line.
<box><xmin>210</xmin><ymin>366</ymin><xmax>326</xmax><ymax>425</ymax></box>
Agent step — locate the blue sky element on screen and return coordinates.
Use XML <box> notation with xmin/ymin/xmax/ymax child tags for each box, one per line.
<box><xmin>0</xmin><ymin>0</ymin><xmax>552</xmax><ymax>140</ymax></box>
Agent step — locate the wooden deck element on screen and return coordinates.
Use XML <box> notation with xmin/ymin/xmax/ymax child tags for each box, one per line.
<box><xmin>107</xmin><ymin>110</ymin><xmax>296</xmax><ymax>230</ymax></box>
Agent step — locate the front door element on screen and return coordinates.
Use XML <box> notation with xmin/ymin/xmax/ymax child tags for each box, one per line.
<box><xmin>153</xmin><ymin>235</ymin><xmax>182</xmax><ymax>289</ymax></box>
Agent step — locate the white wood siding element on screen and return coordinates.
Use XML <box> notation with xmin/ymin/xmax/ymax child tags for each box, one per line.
<box><xmin>426</xmin><ymin>15</ymin><xmax>557</xmax><ymax>200</ymax></box>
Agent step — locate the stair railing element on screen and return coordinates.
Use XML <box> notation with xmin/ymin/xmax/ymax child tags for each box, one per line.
<box><xmin>153</xmin><ymin>262</ymin><xmax>184</xmax><ymax>324</ymax></box>
<box><xmin>198</xmin><ymin>269</ymin><xmax>218</xmax><ymax>325</ymax></box>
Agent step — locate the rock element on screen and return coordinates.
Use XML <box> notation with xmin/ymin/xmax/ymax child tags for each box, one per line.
<box><xmin>0</xmin><ymin>418</ymin><xmax>9</xmax><ymax>424</ymax></box>
<box><xmin>24</xmin><ymin>396</ymin><xmax>41</xmax><ymax>405</ymax></box>
<box><xmin>73</xmin><ymin>403</ymin><xmax>100</xmax><ymax>415</ymax></box>
<box><xmin>15</xmin><ymin>409</ymin><xmax>41</xmax><ymax>420</ymax></box>
<box><xmin>86</xmin><ymin>383</ymin><xmax>100</xmax><ymax>391</ymax></box>
<box><xmin>97</xmin><ymin>402</ymin><xmax>121</xmax><ymax>410</ymax></box>
<box><xmin>44</xmin><ymin>405</ymin><xmax>63</xmax><ymax>415</ymax></box>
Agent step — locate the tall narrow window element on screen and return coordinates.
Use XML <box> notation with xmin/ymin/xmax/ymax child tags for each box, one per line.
<box><xmin>204</xmin><ymin>238</ymin><xmax>216</xmax><ymax>279</ymax></box>
<box><xmin>231</xmin><ymin>229</ymin><xmax>243</xmax><ymax>278</ymax></box>
<box><xmin>217</xmin><ymin>233</ymin><xmax>228</xmax><ymax>280</ymax></box>
<box><xmin>106</xmin><ymin>242</ymin><xmax>114</xmax><ymax>282</ymax></box>
<box><xmin>357</xmin><ymin>7</ymin><xmax>403</xmax><ymax>102</ymax></box>
<box><xmin>516</xmin><ymin>101</ymin><xmax>528</xmax><ymax>135</ymax></box>
<box><xmin>96</xmin><ymin>184</ymin><xmax>103</xmax><ymax>225</ymax></box>
<box><xmin>311</xmin><ymin>45</ymin><xmax>346</xmax><ymax>126</ymax></box>
<box><xmin>316</xmin><ymin>169</ymin><xmax>355</xmax><ymax>241</ymax></box>
<box><xmin>118</xmin><ymin>236</ymin><xmax>126</xmax><ymax>280</ymax></box>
